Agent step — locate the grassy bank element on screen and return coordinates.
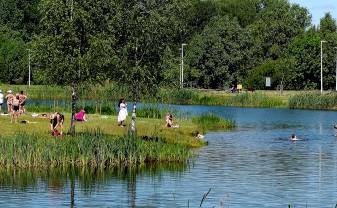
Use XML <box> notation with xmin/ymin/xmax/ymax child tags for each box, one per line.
<box><xmin>0</xmin><ymin>112</ymin><xmax>234</xmax><ymax>168</ymax></box>
<box><xmin>0</xmin><ymin>113</ymin><xmax>208</xmax><ymax>147</ymax></box>
<box><xmin>289</xmin><ymin>92</ymin><xmax>337</xmax><ymax>110</ymax></box>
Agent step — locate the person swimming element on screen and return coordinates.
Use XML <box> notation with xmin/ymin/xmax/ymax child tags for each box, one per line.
<box><xmin>290</xmin><ymin>134</ymin><xmax>300</xmax><ymax>141</ymax></box>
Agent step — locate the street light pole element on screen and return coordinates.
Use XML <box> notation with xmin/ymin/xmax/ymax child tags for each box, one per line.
<box><xmin>335</xmin><ymin>47</ymin><xmax>337</xmax><ymax>91</ymax></box>
<box><xmin>27</xmin><ymin>49</ymin><xmax>31</xmax><ymax>86</ymax></box>
<box><xmin>321</xmin><ymin>40</ymin><xmax>326</xmax><ymax>94</ymax></box>
<box><xmin>180</xmin><ymin>43</ymin><xmax>187</xmax><ymax>89</ymax></box>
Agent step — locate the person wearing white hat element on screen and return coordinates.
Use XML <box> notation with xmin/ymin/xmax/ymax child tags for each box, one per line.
<box><xmin>5</xmin><ymin>90</ymin><xmax>14</xmax><ymax>114</ymax></box>
<box><xmin>0</xmin><ymin>90</ymin><xmax>3</xmax><ymax>113</ymax></box>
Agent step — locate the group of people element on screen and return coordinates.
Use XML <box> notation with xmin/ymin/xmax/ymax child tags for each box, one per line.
<box><xmin>0</xmin><ymin>89</ymin><xmax>27</xmax><ymax>123</ymax></box>
<box><xmin>1</xmin><ymin>92</ymin><xmax>205</xmax><ymax>139</ymax></box>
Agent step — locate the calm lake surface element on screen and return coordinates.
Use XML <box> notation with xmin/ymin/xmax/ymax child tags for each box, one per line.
<box><xmin>2</xmin><ymin>105</ymin><xmax>337</xmax><ymax>207</ymax></box>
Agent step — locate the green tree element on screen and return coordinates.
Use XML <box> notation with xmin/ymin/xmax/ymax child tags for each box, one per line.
<box><xmin>186</xmin><ymin>16</ymin><xmax>253</xmax><ymax>89</ymax></box>
<box><xmin>319</xmin><ymin>12</ymin><xmax>337</xmax><ymax>35</ymax></box>
<box><xmin>0</xmin><ymin>0</ymin><xmax>40</xmax><ymax>41</ymax></box>
<box><xmin>0</xmin><ymin>26</ymin><xmax>27</xmax><ymax>84</ymax></box>
<box><xmin>32</xmin><ymin>0</ymin><xmax>119</xmax><ymax>85</ymax></box>
<box><xmin>249</xmin><ymin>0</ymin><xmax>311</xmax><ymax>60</ymax></box>
<box><xmin>318</xmin><ymin>13</ymin><xmax>337</xmax><ymax>89</ymax></box>
<box><xmin>285</xmin><ymin>29</ymin><xmax>321</xmax><ymax>89</ymax></box>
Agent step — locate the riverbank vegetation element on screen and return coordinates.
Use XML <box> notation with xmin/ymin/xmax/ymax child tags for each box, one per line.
<box><xmin>0</xmin><ymin>84</ymin><xmax>287</xmax><ymax>108</ymax></box>
<box><xmin>289</xmin><ymin>92</ymin><xmax>337</xmax><ymax>110</ymax></box>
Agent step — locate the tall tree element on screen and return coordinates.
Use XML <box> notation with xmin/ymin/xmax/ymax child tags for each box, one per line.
<box><xmin>0</xmin><ymin>26</ymin><xmax>27</xmax><ymax>84</ymax></box>
<box><xmin>185</xmin><ymin>15</ymin><xmax>253</xmax><ymax>89</ymax></box>
<box><xmin>0</xmin><ymin>0</ymin><xmax>40</xmax><ymax>41</ymax></box>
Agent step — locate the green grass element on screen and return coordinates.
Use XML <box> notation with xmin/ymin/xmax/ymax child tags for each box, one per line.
<box><xmin>289</xmin><ymin>92</ymin><xmax>337</xmax><ymax>110</ymax></box>
<box><xmin>0</xmin><ymin>113</ymin><xmax>210</xmax><ymax>148</ymax></box>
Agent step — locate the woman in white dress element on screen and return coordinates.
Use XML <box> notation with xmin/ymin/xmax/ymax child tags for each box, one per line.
<box><xmin>118</xmin><ymin>98</ymin><xmax>128</xmax><ymax>126</ymax></box>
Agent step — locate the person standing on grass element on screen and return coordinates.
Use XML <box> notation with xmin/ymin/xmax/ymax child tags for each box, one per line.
<box><xmin>19</xmin><ymin>91</ymin><xmax>27</xmax><ymax>114</ymax></box>
<box><xmin>5</xmin><ymin>90</ymin><xmax>14</xmax><ymax>114</ymax></box>
<box><xmin>0</xmin><ymin>90</ymin><xmax>3</xmax><ymax>113</ymax></box>
<box><xmin>11</xmin><ymin>94</ymin><xmax>20</xmax><ymax>123</ymax></box>
<box><xmin>118</xmin><ymin>98</ymin><xmax>128</xmax><ymax>127</ymax></box>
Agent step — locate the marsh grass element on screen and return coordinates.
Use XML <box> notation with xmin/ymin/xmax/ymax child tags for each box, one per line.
<box><xmin>289</xmin><ymin>92</ymin><xmax>337</xmax><ymax>110</ymax></box>
<box><xmin>157</xmin><ymin>88</ymin><xmax>285</xmax><ymax>108</ymax></box>
<box><xmin>2</xmin><ymin>84</ymin><xmax>287</xmax><ymax>108</ymax></box>
<box><xmin>197</xmin><ymin>92</ymin><xmax>285</xmax><ymax>107</ymax></box>
<box><xmin>192</xmin><ymin>113</ymin><xmax>235</xmax><ymax>133</ymax></box>
<box><xmin>0</xmin><ymin>130</ymin><xmax>191</xmax><ymax>168</ymax></box>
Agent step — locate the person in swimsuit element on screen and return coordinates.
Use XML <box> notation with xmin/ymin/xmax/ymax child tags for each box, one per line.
<box><xmin>19</xmin><ymin>91</ymin><xmax>27</xmax><ymax>114</ymax></box>
<box><xmin>165</xmin><ymin>112</ymin><xmax>173</xmax><ymax>128</ymax></box>
<box><xmin>0</xmin><ymin>90</ymin><xmax>3</xmax><ymax>113</ymax></box>
<box><xmin>11</xmin><ymin>94</ymin><xmax>20</xmax><ymax>123</ymax></box>
<box><xmin>50</xmin><ymin>112</ymin><xmax>64</xmax><ymax>136</ymax></box>
<box><xmin>5</xmin><ymin>90</ymin><xmax>14</xmax><ymax>114</ymax></box>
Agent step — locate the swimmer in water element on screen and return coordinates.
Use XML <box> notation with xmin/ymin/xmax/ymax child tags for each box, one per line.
<box><xmin>290</xmin><ymin>134</ymin><xmax>299</xmax><ymax>141</ymax></box>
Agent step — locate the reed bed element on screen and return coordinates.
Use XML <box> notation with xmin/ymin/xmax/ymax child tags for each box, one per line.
<box><xmin>289</xmin><ymin>92</ymin><xmax>337</xmax><ymax>110</ymax></box>
<box><xmin>196</xmin><ymin>93</ymin><xmax>285</xmax><ymax>108</ymax></box>
<box><xmin>192</xmin><ymin>113</ymin><xmax>235</xmax><ymax>132</ymax></box>
<box><xmin>158</xmin><ymin>88</ymin><xmax>285</xmax><ymax>108</ymax></box>
<box><xmin>0</xmin><ymin>131</ymin><xmax>191</xmax><ymax>168</ymax></box>
<box><xmin>1</xmin><ymin>84</ymin><xmax>286</xmax><ymax>108</ymax></box>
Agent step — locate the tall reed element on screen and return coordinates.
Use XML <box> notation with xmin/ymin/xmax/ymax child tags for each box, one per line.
<box><xmin>289</xmin><ymin>92</ymin><xmax>337</xmax><ymax>110</ymax></box>
<box><xmin>0</xmin><ymin>131</ymin><xmax>191</xmax><ymax>168</ymax></box>
<box><xmin>192</xmin><ymin>113</ymin><xmax>235</xmax><ymax>132</ymax></box>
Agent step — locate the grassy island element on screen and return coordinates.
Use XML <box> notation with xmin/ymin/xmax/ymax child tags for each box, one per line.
<box><xmin>0</xmin><ymin>113</ymin><xmax>234</xmax><ymax>168</ymax></box>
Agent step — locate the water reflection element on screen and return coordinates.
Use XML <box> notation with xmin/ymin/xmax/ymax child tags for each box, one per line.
<box><xmin>0</xmin><ymin>163</ymin><xmax>187</xmax><ymax>207</ymax></box>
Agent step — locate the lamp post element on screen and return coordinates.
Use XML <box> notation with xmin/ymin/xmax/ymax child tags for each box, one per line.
<box><xmin>27</xmin><ymin>49</ymin><xmax>31</xmax><ymax>86</ymax></box>
<box><xmin>180</xmin><ymin>43</ymin><xmax>187</xmax><ymax>89</ymax></box>
<box><xmin>321</xmin><ymin>40</ymin><xmax>327</xmax><ymax>94</ymax></box>
<box><xmin>335</xmin><ymin>47</ymin><xmax>337</xmax><ymax>91</ymax></box>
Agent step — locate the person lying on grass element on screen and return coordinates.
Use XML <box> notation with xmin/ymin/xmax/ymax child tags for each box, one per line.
<box><xmin>50</xmin><ymin>112</ymin><xmax>64</xmax><ymax>136</ymax></box>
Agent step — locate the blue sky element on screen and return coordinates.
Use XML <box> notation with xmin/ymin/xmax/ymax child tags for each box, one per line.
<box><xmin>289</xmin><ymin>0</ymin><xmax>337</xmax><ymax>26</ymax></box>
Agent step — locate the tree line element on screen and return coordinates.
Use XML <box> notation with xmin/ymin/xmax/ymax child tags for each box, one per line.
<box><xmin>1</xmin><ymin>0</ymin><xmax>337</xmax><ymax>92</ymax></box>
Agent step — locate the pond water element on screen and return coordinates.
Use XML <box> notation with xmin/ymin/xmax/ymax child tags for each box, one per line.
<box><xmin>1</xmin><ymin>105</ymin><xmax>337</xmax><ymax>207</ymax></box>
